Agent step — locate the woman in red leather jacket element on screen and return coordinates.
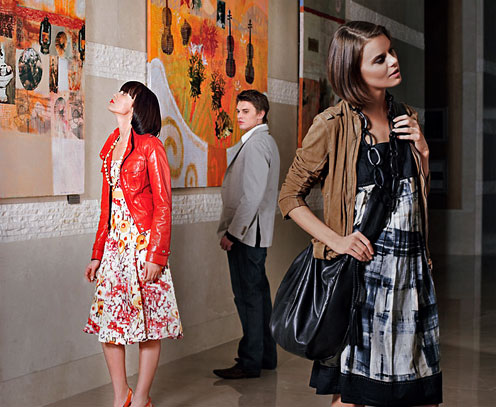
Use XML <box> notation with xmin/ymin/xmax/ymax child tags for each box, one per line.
<box><xmin>83</xmin><ymin>81</ymin><xmax>182</xmax><ymax>407</ymax></box>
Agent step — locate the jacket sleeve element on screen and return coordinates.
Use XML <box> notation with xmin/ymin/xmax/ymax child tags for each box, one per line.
<box><xmin>145</xmin><ymin>137</ymin><xmax>172</xmax><ymax>266</ymax></box>
<box><xmin>404</xmin><ymin>104</ymin><xmax>431</xmax><ymax>194</ymax></box>
<box><xmin>91</xmin><ymin>165</ymin><xmax>110</xmax><ymax>261</ymax></box>
<box><xmin>227</xmin><ymin>139</ymin><xmax>270</xmax><ymax>240</ymax></box>
<box><xmin>278</xmin><ymin>115</ymin><xmax>332</xmax><ymax>218</ymax></box>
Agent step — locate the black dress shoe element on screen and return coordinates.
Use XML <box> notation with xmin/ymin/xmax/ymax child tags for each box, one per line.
<box><xmin>213</xmin><ymin>364</ymin><xmax>260</xmax><ymax>379</ymax></box>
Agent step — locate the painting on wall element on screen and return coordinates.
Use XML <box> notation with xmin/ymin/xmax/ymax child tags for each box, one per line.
<box><xmin>147</xmin><ymin>0</ymin><xmax>268</xmax><ymax>188</ymax></box>
<box><xmin>299</xmin><ymin>0</ymin><xmax>344</xmax><ymax>146</ymax></box>
<box><xmin>0</xmin><ymin>0</ymin><xmax>85</xmax><ymax>198</ymax></box>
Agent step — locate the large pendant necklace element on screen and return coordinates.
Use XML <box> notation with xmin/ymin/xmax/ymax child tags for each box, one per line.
<box><xmin>357</xmin><ymin>96</ymin><xmax>400</xmax><ymax>200</ymax></box>
<box><xmin>103</xmin><ymin>136</ymin><xmax>121</xmax><ymax>189</ymax></box>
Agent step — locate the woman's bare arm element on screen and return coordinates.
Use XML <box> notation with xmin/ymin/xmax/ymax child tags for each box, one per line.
<box><xmin>288</xmin><ymin>206</ymin><xmax>374</xmax><ymax>262</ymax></box>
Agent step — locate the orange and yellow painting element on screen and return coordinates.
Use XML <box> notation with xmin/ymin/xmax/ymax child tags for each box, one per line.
<box><xmin>147</xmin><ymin>0</ymin><xmax>268</xmax><ymax>188</ymax></box>
<box><xmin>0</xmin><ymin>0</ymin><xmax>85</xmax><ymax>198</ymax></box>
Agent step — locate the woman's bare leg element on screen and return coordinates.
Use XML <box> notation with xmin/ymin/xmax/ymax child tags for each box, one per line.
<box><xmin>331</xmin><ymin>394</ymin><xmax>364</xmax><ymax>407</ymax></box>
<box><xmin>101</xmin><ymin>343</ymin><xmax>129</xmax><ymax>407</ymax></box>
<box><xmin>131</xmin><ymin>340</ymin><xmax>161</xmax><ymax>407</ymax></box>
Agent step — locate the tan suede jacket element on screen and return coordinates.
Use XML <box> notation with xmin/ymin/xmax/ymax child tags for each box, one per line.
<box><xmin>279</xmin><ymin>100</ymin><xmax>431</xmax><ymax>262</ymax></box>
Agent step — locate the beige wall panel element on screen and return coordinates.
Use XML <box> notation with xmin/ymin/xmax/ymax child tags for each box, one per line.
<box><xmin>85</xmin><ymin>0</ymin><xmax>117</xmax><ymax>46</ymax></box>
<box><xmin>0</xmin><ymin>234</ymin><xmax>99</xmax><ymax>382</ymax></box>
<box><xmin>268</xmin><ymin>103</ymin><xmax>298</xmax><ymax>187</ymax></box>
<box><xmin>0</xmin><ymin>133</ymin><xmax>53</xmax><ymax>198</ymax></box>
<box><xmin>268</xmin><ymin>0</ymin><xmax>298</xmax><ymax>82</ymax></box>
<box><xmin>83</xmin><ymin>75</ymin><xmax>123</xmax><ymax>199</ymax></box>
<box><xmin>167</xmin><ymin>221</ymin><xmax>237</xmax><ymax>327</ymax></box>
<box><xmin>86</xmin><ymin>0</ymin><xmax>146</xmax><ymax>52</ymax></box>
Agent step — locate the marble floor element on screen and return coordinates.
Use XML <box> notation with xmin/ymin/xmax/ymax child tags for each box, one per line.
<box><xmin>45</xmin><ymin>255</ymin><xmax>496</xmax><ymax>406</ymax></box>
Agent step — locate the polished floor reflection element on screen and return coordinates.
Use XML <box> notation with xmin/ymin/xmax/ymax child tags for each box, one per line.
<box><xmin>46</xmin><ymin>255</ymin><xmax>496</xmax><ymax>406</ymax></box>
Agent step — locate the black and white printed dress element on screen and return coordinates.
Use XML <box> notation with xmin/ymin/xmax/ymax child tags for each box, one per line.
<box><xmin>310</xmin><ymin>139</ymin><xmax>442</xmax><ymax>406</ymax></box>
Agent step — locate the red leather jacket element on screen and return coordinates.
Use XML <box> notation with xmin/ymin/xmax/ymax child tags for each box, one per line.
<box><xmin>92</xmin><ymin>128</ymin><xmax>172</xmax><ymax>266</ymax></box>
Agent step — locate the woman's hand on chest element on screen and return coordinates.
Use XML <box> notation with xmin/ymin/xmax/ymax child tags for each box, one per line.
<box><xmin>392</xmin><ymin>114</ymin><xmax>429</xmax><ymax>157</ymax></box>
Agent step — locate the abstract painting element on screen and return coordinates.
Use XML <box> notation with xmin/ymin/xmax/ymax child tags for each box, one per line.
<box><xmin>299</xmin><ymin>0</ymin><xmax>344</xmax><ymax>146</ymax></box>
<box><xmin>147</xmin><ymin>0</ymin><xmax>268</xmax><ymax>188</ymax></box>
<box><xmin>0</xmin><ymin>0</ymin><xmax>85</xmax><ymax>198</ymax></box>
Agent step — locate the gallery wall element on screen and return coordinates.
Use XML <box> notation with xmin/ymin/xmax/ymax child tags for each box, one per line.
<box><xmin>0</xmin><ymin>1</ymin><xmax>308</xmax><ymax>406</ymax></box>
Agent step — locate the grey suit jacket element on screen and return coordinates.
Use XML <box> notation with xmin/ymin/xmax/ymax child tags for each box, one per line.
<box><xmin>217</xmin><ymin>124</ymin><xmax>280</xmax><ymax>248</ymax></box>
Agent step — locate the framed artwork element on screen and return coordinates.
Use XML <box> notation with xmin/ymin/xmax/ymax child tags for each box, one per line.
<box><xmin>0</xmin><ymin>0</ymin><xmax>85</xmax><ymax>198</ymax></box>
<box><xmin>298</xmin><ymin>0</ymin><xmax>344</xmax><ymax>146</ymax></box>
<box><xmin>147</xmin><ymin>0</ymin><xmax>268</xmax><ymax>188</ymax></box>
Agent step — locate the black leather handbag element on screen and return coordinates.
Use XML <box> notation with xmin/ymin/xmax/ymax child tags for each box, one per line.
<box><xmin>269</xmin><ymin>185</ymin><xmax>391</xmax><ymax>361</ymax></box>
<box><xmin>269</xmin><ymin>244</ymin><xmax>354</xmax><ymax>360</ymax></box>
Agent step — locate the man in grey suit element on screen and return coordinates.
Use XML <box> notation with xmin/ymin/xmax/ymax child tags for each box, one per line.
<box><xmin>213</xmin><ymin>90</ymin><xmax>280</xmax><ymax>379</ymax></box>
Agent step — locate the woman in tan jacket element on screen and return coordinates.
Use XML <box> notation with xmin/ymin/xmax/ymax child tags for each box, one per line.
<box><xmin>279</xmin><ymin>22</ymin><xmax>441</xmax><ymax>407</ymax></box>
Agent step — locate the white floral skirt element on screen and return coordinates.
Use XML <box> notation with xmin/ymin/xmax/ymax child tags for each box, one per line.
<box><xmin>84</xmin><ymin>165</ymin><xmax>182</xmax><ymax>344</ymax></box>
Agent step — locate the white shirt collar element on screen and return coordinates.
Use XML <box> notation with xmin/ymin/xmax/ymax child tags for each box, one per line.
<box><xmin>241</xmin><ymin>124</ymin><xmax>267</xmax><ymax>144</ymax></box>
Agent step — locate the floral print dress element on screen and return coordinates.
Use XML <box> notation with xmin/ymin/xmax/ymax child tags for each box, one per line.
<box><xmin>84</xmin><ymin>161</ymin><xmax>183</xmax><ymax>345</ymax></box>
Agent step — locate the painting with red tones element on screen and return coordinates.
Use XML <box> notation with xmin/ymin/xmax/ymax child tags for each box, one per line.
<box><xmin>147</xmin><ymin>0</ymin><xmax>268</xmax><ymax>188</ymax></box>
<box><xmin>0</xmin><ymin>0</ymin><xmax>85</xmax><ymax>198</ymax></box>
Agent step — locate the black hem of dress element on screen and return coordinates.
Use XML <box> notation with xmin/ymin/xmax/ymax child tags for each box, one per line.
<box><xmin>309</xmin><ymin>363</ymin><xmax>442</xmax><ymax>407</ymax></box>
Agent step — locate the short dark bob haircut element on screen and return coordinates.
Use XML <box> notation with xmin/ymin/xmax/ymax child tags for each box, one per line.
<box><xmin>120</xmin><ymin>81</ymin><xmax>161</xmax><ymax>136</ymax></box>
<box><xmin>236</xmin><ymin>89</ymin><xmax>270</xmax><ymax>123</ymax></box>
<box><xmin>328</xmin><ymin>21</ymin><xmax>392</xmax><ymax>108</ymax></box>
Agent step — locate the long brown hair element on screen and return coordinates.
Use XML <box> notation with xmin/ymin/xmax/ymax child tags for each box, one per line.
<box><xmin>328</xmin><ymin>21</ymin><xmax>391</xmax><ymax>108</ymax></box>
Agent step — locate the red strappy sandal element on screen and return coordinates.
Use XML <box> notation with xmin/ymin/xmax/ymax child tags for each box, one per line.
<box><xmin>122</xmin><ymin>388</ymin><xmax>133</xmax><ymax>407</ymax></box>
